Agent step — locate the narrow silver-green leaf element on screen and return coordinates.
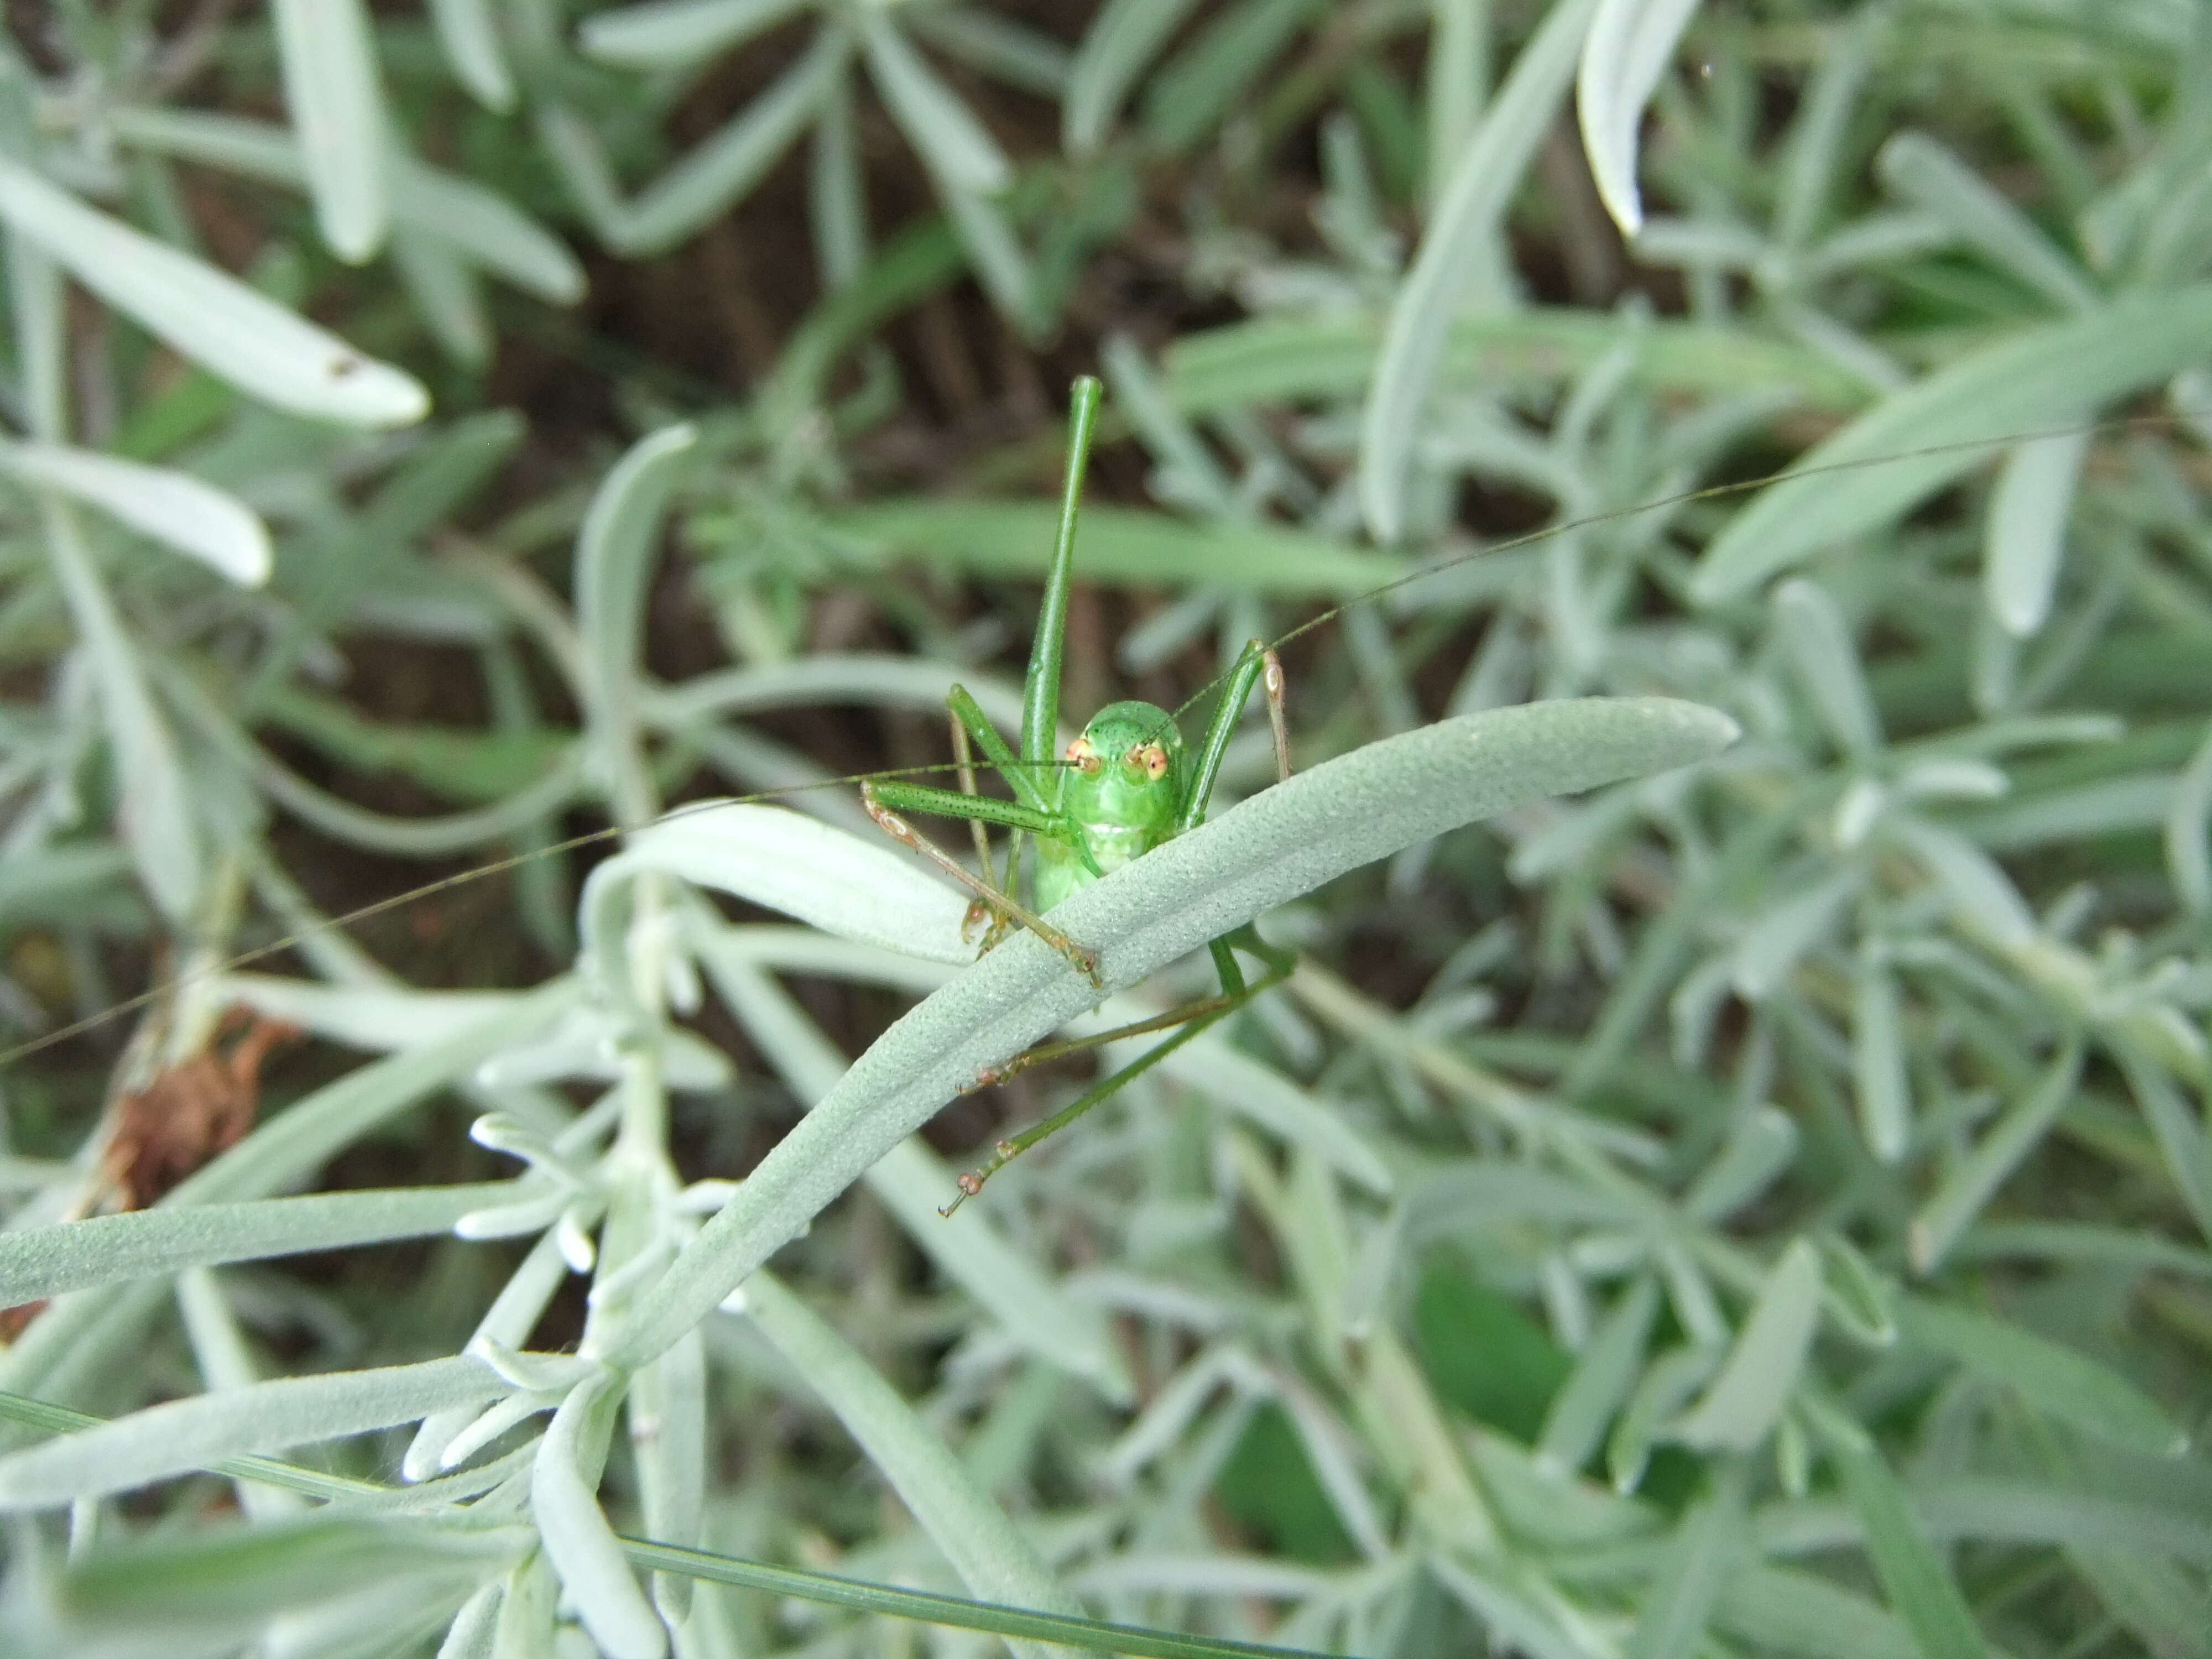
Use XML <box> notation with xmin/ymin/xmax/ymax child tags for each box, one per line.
<box><xmin>392</xmin><ymin>163</ymin><xmax>586</xmax><ymax>304</ymax></box>
<box><xmin>393</xmin><ymin>226</ymin><xmax>492</xmax><ymax>366</ymax></box>
<box><xmin>862</xmin><ymin>15</ymin><xmax>1013</xmax><ymax>196</ymax></box>
<box><xmin>1774</xmin><ymin>578</ymin><xmax>1884</xmax><ymax>758</ymax></box>
<box><xmin>1671</xmin><ymin>1238</ymin><xmax>1823</xmax><ymax>1452</ymax></box>
<box><xmin>1141</xmin><ymin>0</ymin><xmax>1320</xmax><ymax>155</ymax></box>
<box><xmin>1064</xmin><ymin>0</ymin><xmax>1201</xmax><ymax>155</ymax></box>
<box><xmin>2114</xmin><ymin>1042</ymin><xmax>2212</xmax><ymax>1243</ymax></box>
<box><xmin>0</xmin><ymin>440</ymin><xmax>271</xmax><ymax>586</ymax></box>
<box><xmin>1877</xmin><ymin>132</ymin><xmax>2099</xmax><ymax>313</ymax></box>
<box><xmin>743</xmin><ymin>1271</ymin><xmax>1086</xmax><ymax>1659</ymax></box>
<box><xmin>578</xmin><ymin>0</ymin><xmax>810</xmax><ymax>66</ymax></box>
<box><xmin>1983</xmin><ymin>427</ymin><xmax>2088</xmax><ymax>637</ymax></box>
<box><xmin>40</xmin><ymin>498</ymin><xmax>205</xmax><ymax>924</ymax></box>
<box><xmin>909</xmin><ymin>7</ymin><xmax>1071</xmax><ymax>98</ymax></box>
<box><xmin>1538</xmin><ymin>1275</ymin><xmax>1660</xmax><ymax>1477</ymax></box>
<box><xmin>1692</xmin><ymin>285</ymin><xmax>2212</xmax><ymax>602</ymax></box>
<box><xmin>1684</xmin><ymin>1107</ymin><xmax>1799</xmax><ymax>1222</ymax></box>
<box><xmin>0</xmin><ymin>1355</ymin><xmax>504</xmax><ymax>1508</ymax></box>
<box><xmin>1626</xmin><ymin>1480</ymin><xmax>1743</xmax><ymax>1659</ymax></box>
<box><xmin>1730</xmin><ymin>867</ymin><xmax>1860</xmax><ymax>1001</ymax></box>
<box><xmin>694</xmin><ymin>943</ymin><xmax>1128</xmax><ymax>1400</ymax></box>
<box><xmin>533</xmin><ymin>1375</ymin><xmax>666</xmax><ymax>1659</ymax></box>
<box><xmin>0</xmin><ymin>1183</ymin><xmax>521</xmax><ymax>1305</ymax></box>
<box><xmin>612</xmin><ymin>697</ymin><xmax>1738</xmax><ymax>1368</ymax></box>
<box><xmin>492</xmin><ymin>1550</ymin><xmax>557</xmax><ymax>1659</ymax></box>
<box><xmin>614</xmin><ymin>35</ymin><xmax>843</xmax><ymax>255</ymax></box>
<box><xmin>1910</xmin><ymin>1041</ymin><xmax>2081</xmax><ymax>1273</ymax></box>
<box><xmin>1852</xmin><ymin>951</ymin><xmax>1912</xmax><ymax>1164</ymax></box>
<box><xmin>826</xmin><ymin>498</ymin><xmax>1401</xmax><ymax>596</ymax></box>
<box><xmin>1361</xmin><ymin>0</ymin><xmax>1599</xmax><ymax>542</ymax></box>
<box><xmin>1888</xmin><ymin>817</ymin><xmax>2034</xmax><ymax>950</ymax></box>
<box><xmin>1829</xmin><ymin>1438</ymin><xmax>1990</xmax><ymax>1659</ymax></box>
<box><xmin>272</xmin><ymin>0</ymin><xmax>392</xmax><ymax>261</ymax></box>
<box><xmin>54</xmin><ymin>1514</ymin><xmax>518</xmax><ymax>1626</ymax></box>
<box><xmin>0</xmin><ymin>158</ymin><xmax>427</xmax><ymax>425</ymax></box>
<box><xmin>1899</xmin><ymin>1298</ymin><xmax>2187</xmax><ymax>1457</ymax></box>
<box><xmin>2167</xmin><ymin>723</ymin><xmax>2212</xmax><ymax>918</ymax></box>
<box><xmin>1577</xmin><ymin>0</ymin><xmax>1704</xmax><ymax>237</ymax></box>
<box><xmin>437</xmin><ymin>1580</ymin><xmax>504</xmax><ymax>1659</ymax></box>
<box><xmin>1718</xmin><ymin>1563</ymin><xmax>1920</xmax><ymax>1659</ymax></box>
<box><xmin>576</xmin><ymin>424</ymin><xmax>696</xmax><ymax>815</ymax></box>
<box><xmin>106</xmin><ymin>109</ymin><xmax>583</xmax><ymax>304</ymax></box>
<box><xmin>585</xmin><ymin>803</ymin><xmax>978</xmax><ymax>971</ymax></box>
<box><xmin>629</xmin><ymin>1330</ymin><xmax>705</xmax><ymax>1621</ymax></box>
<box><xmin>427</xmin><ymin>0</ymin><xmax>514</xmax><ymax>109</ymax></box>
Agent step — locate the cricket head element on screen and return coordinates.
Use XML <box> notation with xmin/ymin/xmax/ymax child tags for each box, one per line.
<box><xmin>1061</xmin><ymin>701</ymin><xmax>1185</xmax><ymax>846</ymax></box>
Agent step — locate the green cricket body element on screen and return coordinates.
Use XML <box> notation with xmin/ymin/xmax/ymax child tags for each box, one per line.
<box><xmin>1035</xmin><ymin>701</ymin><xmax>1187</xmax><ymax>912</ymax></box>
<box><xmin>856</xmin><ymin>375</ymin><xmax>1295</xmax><ymax>1214</ymax></box>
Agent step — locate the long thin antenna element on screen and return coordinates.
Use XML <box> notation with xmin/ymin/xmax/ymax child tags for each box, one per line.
<box><xmin>4</xmin><ymin>400</ymin><xmax>2200</xmax><ymax>1070</ymax></box>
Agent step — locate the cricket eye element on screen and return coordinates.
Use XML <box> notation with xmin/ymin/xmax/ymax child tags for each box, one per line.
<box><xmin>1066</xmin><ymin>737</ymin><xmax>1100</xmax><ymax>774</ymax></box>
<box><xmin>1134</xmin><ymin>744</ymin><xmax>1170</xmax><ymax>781</ymax></box>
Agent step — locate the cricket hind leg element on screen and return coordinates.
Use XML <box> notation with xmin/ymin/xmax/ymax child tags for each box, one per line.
<box><xmin>940</xmin><ymin>923</ymin><xmax>1291</xmax><ymax>1215</ymax></box>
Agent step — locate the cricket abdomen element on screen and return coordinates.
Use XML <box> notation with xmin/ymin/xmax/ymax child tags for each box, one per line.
<box><xmin>1035</xmin><ymin>817</ymin><xmax>1166</xmax><ymax>911</ymax></box>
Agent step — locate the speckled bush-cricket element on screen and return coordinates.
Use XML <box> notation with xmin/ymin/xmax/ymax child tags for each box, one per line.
<box><xmin>862</xmin><ymin>376</ymin><xmax>1296</xmax><ymax>1214</ymax></box>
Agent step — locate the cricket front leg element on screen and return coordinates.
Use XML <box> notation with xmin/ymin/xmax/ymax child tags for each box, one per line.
<box><xmin>1178</xmin><ymin>640</ymin><xmax>1294</xmax><ymax>836</ymax></box>
<box><xmin>862</xmin><ymin>782</ymin><xmax>1102</xmax><ymax>985</ymax></box>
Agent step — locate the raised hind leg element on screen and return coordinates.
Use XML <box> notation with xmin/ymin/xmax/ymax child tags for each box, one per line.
<box><xmin>940</xmin><ymin>925</ymin><xmax>1292</xmax><ymax>1215</ymax></box>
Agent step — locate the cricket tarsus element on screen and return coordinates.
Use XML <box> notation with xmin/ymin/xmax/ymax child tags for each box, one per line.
<box><xmin>860</xmin><ymin>788</ymin><xmax>1102</xmax><ymax>983</ymax></box>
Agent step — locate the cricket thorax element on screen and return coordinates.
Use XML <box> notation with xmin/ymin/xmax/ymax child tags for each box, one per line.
<box><xmin>1035</xmin><ymin>701</ymin><xmax>1186</xmax><ymax>910</ymax></box>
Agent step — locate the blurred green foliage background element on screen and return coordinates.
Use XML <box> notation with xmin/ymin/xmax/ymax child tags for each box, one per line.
<box><xmin>0</xmin><ymin>2</ymin><xmax>2208</xmax><ymax>1656</ymax></box>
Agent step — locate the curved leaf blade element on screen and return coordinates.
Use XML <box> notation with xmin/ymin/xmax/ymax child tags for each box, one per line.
<box><xmin>272</xmin><ymin>0</ymin><xmax>392</xmax><ymax>260</ymax></box>
<box><xmin>613</xmin><ymin>697</ymin><xmax>1738</xmax><ymax>1367</ymax></box>
<box><xmin>1361</xmin><ymin>0</ymin><xmax>1599</xmax><ymax>542</ymax></box>
<box><xmin>1578</xmin><ymin>0</ymin><xmax>1704</xmax><ymax>237</ymax></box>
<box><xmin>1900</xmin><ymin>1298</ymin><xmax>2188</xmax><ymax>1457</ymax></box>
<box><xmin>743</xmin><ymin>1271</ymin><xmax>1086</xmax><ymax>1659</ymax></box>
<box><xmin>426</xmin><ymin>0</ymin><xmax>514</xmax><ymax>108</ymax></box>
<box><xmin>1671</xmin><ymin>1238</ymin><xmax>1823</xmax><ymax>1452</ymax></box>
<box><xmin>0</xmin><ymin>1355</ymin><xmax>504</xmax><ymax>1508</ymax></box>
<box><xmin>585</xmin><ymin>802</ymin><xmax>979</xmax><ymax>969</ymax></box>
<box><xmin>0</xmin><ymin>441</ymin><xmax>271</xmax><ymax>586</ymax></box>
<box><xmin>0</xmin><ymin>159</ymin><xmax>427</xmax><ymax>426</ymax></box>
<box><xmin>580</xmin><ymin>0</ymin><xmax>810</xmax><ymax>66</ymax></box>
<box><xmin>862</xmin><ymin>16</ymin><xmax>1013</xmax><ymax>196</ymax></box>
<box><xmin>1064</xmin><ymin>0</ymin><xmax>1200</xmax><ymax>155</ymax></box>
<box><xmin>1983</xmin><ymin>427</ymin><xmax>2089</xmax><ymax>636</ymax></box>
<box><xmin>1692</xmin><ymin>285</ymin><xmax>2212</xmax><ymax>602</ymax></box>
